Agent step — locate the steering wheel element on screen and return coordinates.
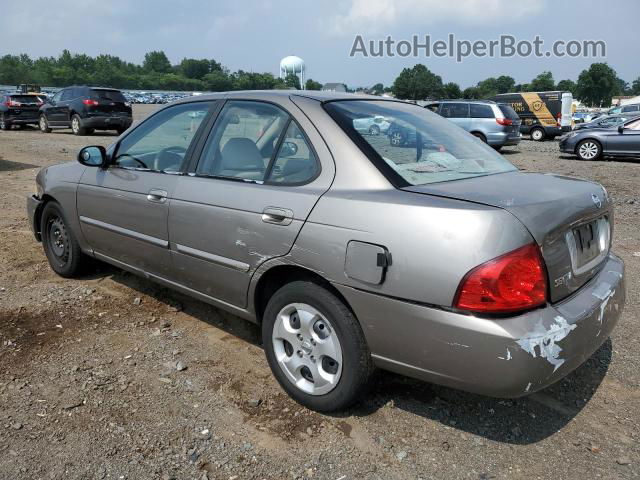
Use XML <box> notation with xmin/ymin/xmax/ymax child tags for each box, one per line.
<box><xmin>115</xmin><ymin>153</ymin><xmax>148</xmax><ymax>169</ymax></box>
<box><xmin>154</xmin><ymin>146</ymin><xmax>187</xmax><ymax>171</ymax></box>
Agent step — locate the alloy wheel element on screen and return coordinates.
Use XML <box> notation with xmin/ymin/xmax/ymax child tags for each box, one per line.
<box><xmin>40</xmin><ymin>116</ymin><xmax>47</xmax><ymax>131</ymax></box>
<box><xmin>390</xmin><ymin>132</ymin><xmax>403</xmax><ymax>145</ymax></box>
<box><xmin>271</xmin><ymin>303</ymin><xmax>343</xmax><ymax>396</ymax></box>
<box><xmin>578</xmin><ymin>141</ymin><xmax>599</xmax><ymax>160</ymax></box>
<box><xmin>531</xmin><ymin>129</ymin><xmax>544</xmax><ymax>141</ymax></box>
<box><xmin>72</xmin><ymin>117</ymin><xmax>79</xmax><ymax>134</ymax></box>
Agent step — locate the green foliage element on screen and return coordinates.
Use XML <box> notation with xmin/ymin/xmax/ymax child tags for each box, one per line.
<box><xmin>442</xmin><ymin>82</ymin><xmax>461</xmax><ymax>99</ymax></box>
<box><xmin>392</xmin><ymin>64</ymin><xmax>443</xmax><ymax>101</ymax></box>
<box><xmin>529</xmin><ymin>71</ymin><xmax>555</xmax><ymax>91</ymax></box>
<box><xmin>284</xmin><ymin>73</ymin><xmax>301</xmax><ymax>89</ymax></box>
<box><xmin>305</xmin><ymin>78</ymin><xmax>323</xmax><ymax>91</ymax></box>
<box><xmin>369</xmin><ymin>82</ymin><xmax>384</xmax><ymax>95</ymax></box>
<box><xmin>143</xmin><ymin>51</ymin><xmax>172</xmax><ymax>73</ymax></box>
<box><xmin>556</xmin><ymin>79</ymin><xmax>577</xmax><ymax>96</ymax></box>
<box><xmin>575</xmin><ymin>63</ymin><xmax>620</xmax><ymax>107</ymax></box>
<box><xmin>631</xmin><ymin>77</ymin><xmax>640</xmax><ymax>96</ymax></box>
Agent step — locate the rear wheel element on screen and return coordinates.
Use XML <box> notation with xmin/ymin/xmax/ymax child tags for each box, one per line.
<box><xmin>116</xmin><ymin>127</ymin><xmax>127</xmax><ymax>135</ymax></box>
<box><xmin>262</xmin><ymin>281</ymin><xmax>374</xmax><ymax>412</ymax></box>
<box><xmin>71</xmin><ymin>114</ymin><xmax>87</xmax><ymax>135</ymax></box>
<box><xmin>472</xmin><ymin>132</ymin><xmax>487</xmax><ymax>143</ymax></box>
<box><xmin>368</xmin><ymin>124</ymin><xmax>380</xmax><ymax>136</ymax></box>
<box><xmin>0</xmin><ymin>114</ymin><xmax>11</xmax><ymax>130</ymax></box>
<box><xmin>530</xmin><ymin>127</ymin><xmax>545</xmax><ymax>141</ymax></box>
<box><xmin>39</xmin><ymin>115</ymin><xmax>51</xmax><ymax>133</ymax></box>
<box><xmin>40</xmin><ymin>202</ymin><xmax>88</xmax><ymax>277</ymax></box>
<box><xmin>389</xmin><ymin>131</ymin><xmax>406</xmax><ymax>146</ymax></box>
<box><xmin>576</xmin><ymin>139</ymin><xmax>602</xmax><ymax>161</ymax></box>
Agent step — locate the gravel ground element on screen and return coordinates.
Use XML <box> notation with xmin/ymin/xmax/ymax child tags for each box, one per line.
<box><xmin>0</xmin><ymin>105</ymin><xmax>639</xmax><ymax>480</ymax></box>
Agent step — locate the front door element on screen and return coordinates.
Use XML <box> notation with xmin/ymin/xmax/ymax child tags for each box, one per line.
<box><xmin>168</xmin><ymin>99</ymin><xmax>334</xmax><ymax>307</ymax></box>
<box><xmin>77</xmin><ymin>101</ymin><xmax>215</xmax><ymax>278</ymax></box>
<box><xmin>609</xmin><ymin>117</ymin><xmax>640</xmax><ymax>156</ymax></box>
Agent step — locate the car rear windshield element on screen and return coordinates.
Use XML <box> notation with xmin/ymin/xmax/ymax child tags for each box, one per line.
<box><xmin>8</xmin><ymin>95</ymin><xmax>43</xmax><ymax>104</ymax></box>
<box><xmin>498</xmin><ymin>104</ymin><xmax>520</xmax><ymax>120</ymax></box>
<box><xmin>324</xmin><ymin>100</ymin><xmax>517</xmax><ymax>186</ymax></box>
<box><xmin>90</xmin><ymin>89</ymin><xmax>126</xmax><ymax>102</ymax></box>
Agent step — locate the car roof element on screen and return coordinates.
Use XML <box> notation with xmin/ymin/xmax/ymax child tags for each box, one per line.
<box><xmin>434</xmin><ymin>99</ymin><xmax>497</xmax><ymax>104</ymax></box>
<box><xmin>171</xmin><ymin>90</ymin><xmax>398</xmax><ymax>105</ymax></box>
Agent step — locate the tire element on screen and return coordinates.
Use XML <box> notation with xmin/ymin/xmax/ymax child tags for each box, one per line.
<box><xmin>389</xmin><ymin>131</ymin><xmax>406</xmax><ymax>146</ymax></box>
<box><xmin>262</xmin><ymin>281</ymin><xmax>374</xmax><ymax>412</ymax></box>
<box><xmin>40</xmin><ymin>202</ymin><xmax>88</xmax><ymax>278</ymax></box>
<box><xmin>530</xmin><ymin>127</ymin><xmax>545</xmax><ymax>141</ymax></box>
<box><xmin>39</xmin><ymin>115</ymin><xmax>51</xmax><ymax>133</ymax></box>
<box><xmin>368</xmin><ymin>124</ymin><xmax>380</xmax><ymax>136</ymax></box>
<box><xmin>576</xmin><ymin>139</ymin><xmax>602</xmax><ymax>161</ymax></box>
<box><xmin>116</xmin><ymin>127</ymin><xmax>127</xmax><ymax>136</ymax></box>
<box><xmin>71</xmin><ymin>114</ymin><xmax>87</xmax><ymax>135</ymax></box>
<box><xmin>472</xmin><ymin>132</ymin><xmax>487</xmax><ymax>143</ymax></box>
<box><xmin>493</xmin><ymin>146</ymin><xmax>502</xmax><ymax>152</ymax></box>
<box><xmin>0</xmin><ymin>114</ymin><xmax>11</xmax><ymax>130</ymax></box>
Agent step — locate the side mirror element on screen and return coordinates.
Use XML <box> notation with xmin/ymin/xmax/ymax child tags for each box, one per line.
<box><xmin>78</xmin><ymin>146</ymin><xmax>108</xmax><ymax>168</ymax></box>
<box><xmin>618</xmin><ymin>125</ymin><xmax>625</xmax><ymax>134</ymax></box>
<box><xmin>279</xmin><ymin>141</ymin><xmax>298</xmax><ymax>157</ymax></box>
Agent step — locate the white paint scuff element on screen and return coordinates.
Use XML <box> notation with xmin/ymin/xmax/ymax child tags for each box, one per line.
<box><xmin>498</xmin><ymin>348</ymin><xmax>512</xmax><ymax>361</ymax></box>
<box><xmin>516</xmin><ymin>316</ymin><xmax>576</xmax><ymax>372</ymax></box>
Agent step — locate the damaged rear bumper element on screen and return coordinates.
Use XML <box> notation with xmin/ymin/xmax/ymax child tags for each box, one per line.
<box><xmin>335</xmin><ymin>253</ymin><xmax>625</xmax><ymax>398</ymax></box>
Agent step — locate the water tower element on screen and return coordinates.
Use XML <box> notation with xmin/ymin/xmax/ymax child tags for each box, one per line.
<box><xmin>280</xmin><ymin>55</ymin><xmax>305</xmax><ymax>89</ymax></box>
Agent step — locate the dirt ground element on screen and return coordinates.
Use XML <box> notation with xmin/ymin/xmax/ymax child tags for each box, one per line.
<box><xmin>1</xmin><ymin>105</ymin><xmax>639</xmax><ymax>480</ymax></box>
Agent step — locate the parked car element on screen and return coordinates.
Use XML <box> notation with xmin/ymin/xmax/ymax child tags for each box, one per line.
<box><xmin>607</xmin><ymin>103</ymin><xmax>640</xmax><ymax>115</ymax></box>
<box><xmin>559</xmin><ymin>115</ymin><xmax>640</xmax><ymax>160</ymax></box>
<box><xmin>0</xmin><ymin>92</ymin><xmax>44</xmax><ymax>130</ymax></box>
<box><xmin>352</xmin><ymin>115</ymin><xmax>390</xmax><ymax>135</ymax></box>
<box><xmin>573</xmin><ymin>113</ymin><xmax>640</xmax><ymax>131</ymax></box>
<box><xmin>27</xmin><ymin>91</ymin><xmax>625</xmax><ymax>412</ymax></box>
<box><xmin>38</xmin><ymin>86</ymin><xmax>133</xmax><ymax>135</ymax></box>
<box><xmin>424</xmin><ymin>100</ymin><xmax>521</xmax><ymax>150</ymax></box>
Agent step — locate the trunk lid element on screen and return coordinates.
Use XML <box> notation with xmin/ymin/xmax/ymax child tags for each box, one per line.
<box><xmin>403</xmin><ymin>171</ymin><xmax>612</xmax><ymax>302</ymax></box>
<box><xmin>89</xmin><ymin>89</ymin><xmax>131</xmax><ymax>116</ymax></box>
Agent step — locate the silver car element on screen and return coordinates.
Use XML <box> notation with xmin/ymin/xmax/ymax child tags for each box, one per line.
<box><xmin>27</xmin><ymin>91</ymin><xmax>625</xmax><ymax>412</ymax></box>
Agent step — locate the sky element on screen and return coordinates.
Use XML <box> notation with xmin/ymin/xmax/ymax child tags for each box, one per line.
<box><xmin>1</xmin><ymin>0</ymin><xmax>637</xmax><ymax>89</ymax></box>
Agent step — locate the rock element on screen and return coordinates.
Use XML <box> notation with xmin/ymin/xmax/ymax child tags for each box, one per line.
<box><xmin>242</xmin><ymin>442</ymin><xmax>252</xmax><ymax>451</ymax></box>
<box><xmin>159</xmin><ymin>377</ymin><xmax>172</xmax><ymax>384</ymax></box>
<box><xmin>133</xmin><ymin>297</ymin><xmax>141</xmax><ymax>306</ymax></box>
<box><xmin>161</xmin><ymin>320</ymin><xmax>172</xmax><ymax>328</ymax></box>
<box><xmin>62</xmin><ymin>399</ymin><xmax>84</xmax><ymax>410</ymax></box>
<box><xmin>396</xmin><ymin>450</ymin><xmax>408</xmax><ymax>461</ymax></box>
<box><xmin>616</xmin><ymin>457</ymin><xmax>631</xmax><ymax>465</ymax></box>
<box><xmin>442</xmin><ymin>441</ymin><xmax>451</xmax><ymax>451</ymax></box>
<box><xmin>12</xmin><ymin>422</ymin><xmax>23</xmax><ymax>430</ymax></box>
<box><xmin>175</xmin><ymin>361</ymin><xmax>187</xmax><ymax>372</ymax></box>
<box><xmin>247</xmin><ymin>398</ymin><xmax>262</xmax><ymax>408</ymax></box>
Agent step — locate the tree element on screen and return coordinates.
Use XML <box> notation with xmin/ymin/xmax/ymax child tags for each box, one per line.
<box><xmin>462</xmin><ymin>87</ymin><xmax>481</xmax><ymax>99</ymax></box>
<box><xmin>529</xmin><ymin>71</ymin><xmax>555</xmax><ymax>91</ymax></box>
<box><xmin>556</xmin><ymin>79</ymin><xmax>577</xmax><ymax>96</ymax></box>
<box><xmin>179</xmin><ymin>58</ymin><xmax>212</xmax><ymax>79</ymax></box>
<box><xmin>143</xmin><ymin>51</ymin><xmax>172</xmax><ymax>73</ymax></box>
<box><xmin>615</xmin><ymin>77</ymin><xmax>629</xmax><ymax>96</ymax></box>
<box><xmin>575</xmin><ymin>63</ymin><xmax>619</xmax><ymax>107</ymax></box>
<box><xmin>203</xmin><ymin>70</ymin><xmax>234</xmax><ymax>91</ymax></box>
<box><xmin>442</xmin><ymin>82</ymin><xmax>462</xmax><ymax>99</ymax></box>
<box><xmin>391</xmin><ymin>64</ymin><xmax>443</xmax><ymax>101</ymax></box>
<box><xmin>495</xmin><ymin>75</ymin><xmax>516</xmax><ymax>94</ymax></box>
<box><xmin>631</xmin><ymin>77</ymin><xmax>640</xmax><ymax>96</ymax></box>
<box><xmin>305</xmin><ymin>78</ymin><xmax>323</xmax><ymax>90</ymax></box>
<box><xmin>370</xmin><ymin>83</ymin><xmax>384</xmax><ymax>95</ymax></box>
<box><xmin>284</xmin><ymin>73</ymin><xmax>301</xmax><ymax>89</ymax></box>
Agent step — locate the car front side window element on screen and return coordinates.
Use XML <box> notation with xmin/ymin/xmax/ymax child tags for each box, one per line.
<box><xmin>113</xmin><ymin>102</ymin><xmax>213</xmax><ymax>172</ymax></box>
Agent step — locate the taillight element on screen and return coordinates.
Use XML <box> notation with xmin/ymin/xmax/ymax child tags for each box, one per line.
<box><xmin>557</xmin><ymin>113</ymin><xmax>562</xmax><ymax>127</ymax></box>
<box><xmin>82</xmin><ymin>99</ymin><xmax>99</xmax><ymax>106</ymax></box>
<box><xmin>6</xmin><ymin>100</ymin><xmax>21</xmax><ymax>107</ymax></box>
<box><xmin>496</xmin><ymin>117</ymin><xmax>513</xmax><ymax>126</ymax></box>
<box><xmin>454</xmin><ymin>244</ymin><xmax>547</xmax><ymax>313</ymax></box>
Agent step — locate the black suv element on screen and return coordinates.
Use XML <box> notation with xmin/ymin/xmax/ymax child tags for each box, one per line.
<box><xmin>39</xmin><ymin>86</ymin><xmax>132</xmax><ymax>135</ymax></box>
<box><xmin>1</xmin><ymin>93</ymin><xmax>44</xmax><ymax>130</ymax></box>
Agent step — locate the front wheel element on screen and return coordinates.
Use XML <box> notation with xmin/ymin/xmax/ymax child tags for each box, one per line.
<box><xmin>262</xmin><ymin>281</ymin><xmax>374</xmax><ymax>412</ymax></box>
<box><xmin>41</xmin><ymin>202</ymin><xmax>89</xmax><ymax>277</ymax></box>
<box><xmin>389</xmin><ymin>131</ymin><xmax>405</xmax><ymax>146</ymax></box>
<box><xmin>368</xmin><ymin>124</ymin><xmax>380</xmax><ymax>136</ymax></box>
<box><xmin>576</xmin><ymin>139</ymin><xmax>602</xmax><ymax>161</ymax></box>
<box><xmin>0</xmin><ymin>114</ymin><xmax>11</xmax><ymax>130</ymax></box>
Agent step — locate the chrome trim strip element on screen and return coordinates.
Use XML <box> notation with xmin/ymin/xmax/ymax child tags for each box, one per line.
<box><xmin>79</xmin><ymin>216</ymin><xmax>169</xmax><ymax>248</ymax></box>
<box><xmin>174</xmin><ymin>243</ymin><xmax>250</xmax><ymax>272</ymax></box>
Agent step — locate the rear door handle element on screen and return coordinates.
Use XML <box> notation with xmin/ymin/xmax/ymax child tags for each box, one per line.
<box><xmin>262</xmin><ymin>207</ymin><xmax>293</xmax><ymax>225</ymax></box>
<box><xmin>147</xmin><ymin>189</ymin><xmax>168</xmax><ymax>203</ymax></box>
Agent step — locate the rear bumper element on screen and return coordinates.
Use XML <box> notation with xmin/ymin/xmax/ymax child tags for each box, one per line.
<box><xmin>335</xmin><ymin>253</ymin><xmax>625</xmax><ymax>398</ymax></box>
<box><xmin>82</xmin><ymin>115</ymin><xmax>132</xmax><ymax>129</ymax></box>
<box><xmin>486</xmin><ymin>131</ymin><xmax>522</xmax><ymax>147</ymax></box>
<box><xmin>26</xmin><ymin>194</ymin><xmax>43</xmax><ymax>241</ymax></box>
<box><xmin>3</xmin><ymin>113</ymin><xmax>39</xmax><ymax>124</ymax></box>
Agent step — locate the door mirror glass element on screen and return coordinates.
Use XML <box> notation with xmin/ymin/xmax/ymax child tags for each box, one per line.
<box><xmin>78</xmin><ymin>146</ymin><xmax>107</xmax><ymax>167</ymax></box>
<box><xmin>279</xmin><ymin>141</ymin><xmax>298</xmax><ymax>158</ymax></box>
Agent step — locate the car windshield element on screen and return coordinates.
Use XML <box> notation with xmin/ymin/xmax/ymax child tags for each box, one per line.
<box><xmin>325</xmin><ymin>100</ymin><xmax>517</xmax><ymax>186</ymax></box>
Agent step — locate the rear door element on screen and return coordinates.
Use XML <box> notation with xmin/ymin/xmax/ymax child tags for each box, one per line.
<box><xmin>168</xmin><ymin>98</ymin><xmax>335</xmax><ymax>307</ymax></box>
<box><xmin>468</xmin><ymin>103</ymin><xmax>496</xmax><ymax>136</ymax></box>
<box><xmin>440</xmin><ymin>103</ymin><xmax>470</xmax><ymax>131</ymax></box>
<box><xmin>77</xmin><ymin>101</ymin><xmax>215</xmax><ymax>278</ymax></box>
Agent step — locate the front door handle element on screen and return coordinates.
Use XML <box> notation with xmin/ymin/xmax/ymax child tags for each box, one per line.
<box><xmin>262</xmin><ymin>207</ymin><xmax>293</xmax><ymax>225</ymax></box>
<box><xmin>147</xmin><ymin>189</ymin><xmax>168</xmax><ymax>203</ymax></box>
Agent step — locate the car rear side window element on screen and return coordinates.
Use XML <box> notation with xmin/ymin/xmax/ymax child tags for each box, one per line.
<box><xmin>440</xmin><ymin>103</ymin><xmax>469</xmax><ymax>118</ymax></box>
<box><xmin>498</xmin><ymin>104</ymin><xmax>521</xmax><ymax>120</ymax></box>
<box><xmin>469</xmin><ymin>104</ymin><xmax>494</xmax><ymax>118</ymax></box>
<box><xmin>113</xmin><ymin>102</ymin><xmax>213</xmax><ymax>172</ymax></box>
<box><xmin>266</xmin><ymin>122</ymin><xmax>319</xmax><ymax>184</ymax></box>
<box><xmin>60</xmin><ymin>89</ymin><xmax>73</xmax><ymax>101</ymax></box>
<box><xmin>196</xmin><ymin>101</ymin><xmax>289</xmax><ymax>181</ymax></box>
